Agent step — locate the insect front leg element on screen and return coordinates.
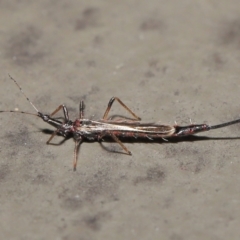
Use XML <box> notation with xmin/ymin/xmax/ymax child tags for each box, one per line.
<box><xmin>102</xmin><ymin>97</ymin><xmax>141</xmax><ymax>121</ymax></box>
<box><xmin>46</xmin><ymin>129</ymin><xmax>60</xmax><ymax>144</ymax></box>
<box><xmin>45</xmin><ymin>105</ymin><xmax>69</xmax><ymax>144</ymax></box>
<box><xmin>50</xmin><ymin>105</ymin><xmax>69</xmax><ymax>122</ymax></box>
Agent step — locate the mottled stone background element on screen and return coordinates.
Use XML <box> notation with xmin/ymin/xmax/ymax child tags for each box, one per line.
<box><xmin>0</xmin><ymin>1</ymin><xmax>240</xmax><ymax>239</ymax></box>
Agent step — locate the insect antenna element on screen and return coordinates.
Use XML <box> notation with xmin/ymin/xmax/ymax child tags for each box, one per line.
<box><xmin>0</xmin><ymin>110</ymin><xmax>39</xmax><ymax>117</ymax></box>
<box><xmin>0</xmin><ymin>75</ymin><xmax>41</xmax><ymax>118</ymax></box>
<box><xmin>8</xmin><ymin>74</ymin><xmax>40</xmax><ymax>112</ymax></box>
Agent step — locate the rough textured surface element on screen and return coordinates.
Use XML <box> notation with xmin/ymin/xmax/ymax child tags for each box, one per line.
<box><xmin>0</xmin><ymin>1</ymin><xmax>240</xmax><ymax>239</ymax></box>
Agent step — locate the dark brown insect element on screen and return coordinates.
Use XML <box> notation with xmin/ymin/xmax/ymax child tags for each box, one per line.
<box><xmin>1</xmin><ymin>75</ymin><xmax>240</xmax><ymax>170</ymax></box>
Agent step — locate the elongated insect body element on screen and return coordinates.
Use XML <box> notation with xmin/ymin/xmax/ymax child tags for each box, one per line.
<box><xmin>73</xmin><ymin>120</ymin><xmax>176</xmax><ymax>140</ymax></box>
<box><xmin>1</xmin><ymin>75</ymin><xmax>240</xmax><ymax>170</ymax></box>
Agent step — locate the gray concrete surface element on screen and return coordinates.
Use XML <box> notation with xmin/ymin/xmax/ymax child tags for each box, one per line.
<box><xmin>0</xmin><ymin>0</ymin><xmax>240</xmax><ymax>239</ymax></box>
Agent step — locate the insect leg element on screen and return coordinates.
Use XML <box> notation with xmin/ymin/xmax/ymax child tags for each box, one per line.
<box><xmin>50</xmin><ymin>105</ymin><xmax>69</xmax><ymax>121</ymax></box>
<box><xmin>102</xmin><ymin>97</ymin><xmax>141</xmax><ymax>121</ymax></box>
<box><xmin>73</xmin><ymin>138</ymin><xmax>83</xmax><ymax>171</ymax></box>
<box><xmin>79</xmin><ymin>101</ymin><xmax>84</xmax><ymax>119</ymax></box>
<box><xmin>109</xmin><ymin>132</ymin><xmax>132</xmax><ymax>155</ymax></box>
<box><xmin>46</xmin><ymin>129</ymin><xmax>60</xmax><ymax>144</ymax></box>
<box><xmin>44</xmin><ymin>105</ymin><xmax>69</xmax><ymax>143</ymax></box>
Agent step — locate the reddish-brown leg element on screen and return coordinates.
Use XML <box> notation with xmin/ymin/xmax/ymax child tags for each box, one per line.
<box><xmin>103</xmin><ymin>97</ymin><xmax>141</xmax><ymax>121</ymax></box>
<box><xmin>46</xmin><ymin>105</ymin><xmax>69</xmax><ymax>144</ymax></box>
<box><xmin>109</xmin><ymin>132</ymin><xmax>132</xmax><ymax>155</ymax></box>
<box><xmin>73</xmin><ymin>139</ymin><xmax>82</xmax><ymax>171</ymax></box>
<box><xmin>50</xmin><ymin>104</ymin><xmax>69</xmax><ymax>121</ymax></box>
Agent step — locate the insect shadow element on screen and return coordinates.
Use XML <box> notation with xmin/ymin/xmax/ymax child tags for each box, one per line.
<box><xmin>40</xmin><ymin>127</ymin><xmax>240</xmax><ymax>154</ymax></box>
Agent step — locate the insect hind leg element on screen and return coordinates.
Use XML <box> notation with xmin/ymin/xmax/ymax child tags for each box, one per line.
<box><xmin>110</xmin><ymin>133</ymin><xmax>132</xmax><ymax>155</ymax></box>
<box><xmin>102</xmin><ymin>97</ymin><xmax>141</xmax><ymax>121</ymax></box>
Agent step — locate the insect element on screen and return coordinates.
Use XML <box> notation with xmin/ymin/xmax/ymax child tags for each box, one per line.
<box><xmin>1</xmin><ymin>75</ymin><xmax>240</xmax><ymax>170</ymax></box>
